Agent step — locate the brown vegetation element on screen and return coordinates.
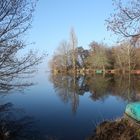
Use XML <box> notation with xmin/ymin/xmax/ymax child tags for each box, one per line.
<box><xmin>87</xmin><ymin>118</ymin><xmax>140</xmax><ymax>140</ymax></box>
<box><xmin>49</xmin><ymin>39</ymin><xmax>140</xmax><ymax>75</ymax></box>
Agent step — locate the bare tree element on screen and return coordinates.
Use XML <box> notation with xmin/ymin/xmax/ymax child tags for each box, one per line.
<box><xmin>87</xmin><ymin>41</ymin><xmax>110</xmax><ymax>71</ymax></box>
<box><xmin>50</xmin><ymin>28</ymin><xmax>78</xmax><ymax>73</ymax></box>
<box><xmin>69</xmin><ymin>28</ymin><xmax>78</xmax><ymax>72</ymax></box>
<box><xmin>49</xmin><ymin>40</ymin><xmax>70</xmax><ymax>72</ymax></box>
<box><xmin>49</xmin><ymin>53</ymin><xmax>62</xmax><ymax>72</ymax></box>
<box><xmin>113</xmin><ymin>42</ymin><xmax>137</xmax><ymax>73</ymax></box>
<box><xmin>0</xmin><ymin>0</ymin><xmax>42</xmax><ymax>92</ymax></box>
<box><xmin>106</xmin><ymin>0</ymin><xmax>140</xmax><ymax>42</ymax></box>
<box><xmin>57</xmin><ymin>40</ymin><xmax>70</xmax><ymax>70</ymax></box>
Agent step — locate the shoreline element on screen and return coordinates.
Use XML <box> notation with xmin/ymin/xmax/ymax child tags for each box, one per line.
<box><xmin>52</xmin><ymin>69</ymin><xmax>140</xmax><ymax>75</ymax></box>
<box><xmin>87</xmin><ymin>116</ymin><xmax>140</xmax><ymax>140</ymax></box>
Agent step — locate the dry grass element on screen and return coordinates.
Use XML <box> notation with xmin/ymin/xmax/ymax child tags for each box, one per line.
<box><xmin>87</xmin><ymin>118</ymin><xmax>140</xmax><ymax>140</ymax></box>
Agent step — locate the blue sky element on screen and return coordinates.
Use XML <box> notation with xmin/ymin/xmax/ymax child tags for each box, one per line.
<box><xmin>28</xmin><ymin>0</ymin><xmax>116</xmax><ymax>57</ymax></box>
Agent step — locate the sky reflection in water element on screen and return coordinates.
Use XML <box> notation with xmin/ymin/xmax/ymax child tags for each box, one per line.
<box><xmin>0</xmin><ymin>72</ymin><xmax>139</xmax><ymax>140</ymax></box>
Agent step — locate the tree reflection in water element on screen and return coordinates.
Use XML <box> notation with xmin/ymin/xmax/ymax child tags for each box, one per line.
<box><xmin>0</xmin><ymin>103</ymin><xmax>44</xmax><ymax>140</ymax></box>
<box><xmin>0</xmin><ymin>56</ymin><xmax>41</xmax><ymax>93</ymax></box>
<box><xmin>50</xmin><ymin>73</ymin><xmax>79</xmax><ymax>113</ymax></box>
<box><xmin>50</xmin><ymin>73</ymin><xmax>140</xmax><ymax>113</ymax></box>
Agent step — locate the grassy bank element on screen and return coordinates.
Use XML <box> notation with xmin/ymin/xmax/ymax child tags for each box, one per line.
<box><xmin>87</xmin><ymin>118</ymin><xmax>140</xmax><ymax>140</ymax></box>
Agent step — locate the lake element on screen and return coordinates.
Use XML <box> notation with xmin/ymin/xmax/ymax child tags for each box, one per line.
<box><xmin>0</xmin><ymin>71</ymin><xmax>139</xmax><ymax>140</ymax></box>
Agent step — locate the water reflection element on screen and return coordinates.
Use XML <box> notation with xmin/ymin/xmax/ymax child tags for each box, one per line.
<box><xmin>0</xmin><ymin>67</ymin><xmax>37</xmax><ymax>93</ymax></box>
<box><xmin>0</xmin><ymin>82</ymin><xmax>34</xmax><ymax>94</ymax></box>
<box><xmin>50</xmin><ymin>73</ymin><xmax>140</xmax><ymax>113</ymax></box>
<box><xmin>49</xmin><ymin>74</ymin><xmax>79</xmax><ymax>113</ymax></box>
<box><xmin>0</xmin><ymin>103</ymin><xmax>42</xmax><ymax>140</ymax></box>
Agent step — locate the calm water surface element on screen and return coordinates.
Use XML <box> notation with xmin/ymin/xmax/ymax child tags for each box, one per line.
<box><xmin>0</xmin><ymin>71</ymin><xmax>139</xmax><ymax>140</ymax></box>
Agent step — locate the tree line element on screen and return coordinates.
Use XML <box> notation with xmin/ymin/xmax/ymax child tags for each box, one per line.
<box><xmin>49</xmin><ymin>29</ymin><xmax>140</xmax><ymax>74</ymax></box>
<box><xmin>49</xmin><ymin>0</ymin><xmax>140</xmax><ymax>74</ymax></box>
